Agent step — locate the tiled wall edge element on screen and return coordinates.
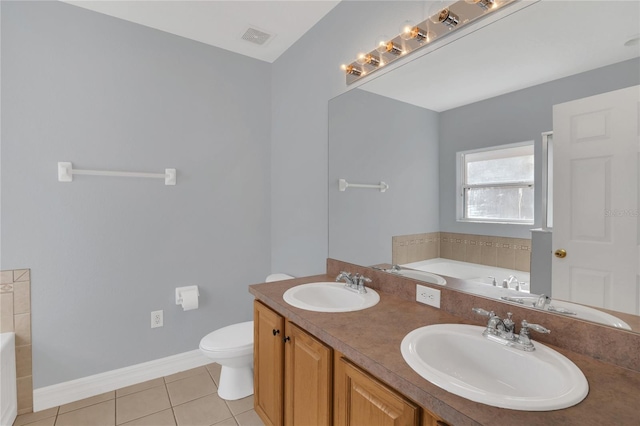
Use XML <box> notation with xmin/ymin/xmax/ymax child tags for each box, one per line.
<box><xmin>0</xmin><ymin>269</ymin><xmax>33</xmax><ymax>414</ymax></box>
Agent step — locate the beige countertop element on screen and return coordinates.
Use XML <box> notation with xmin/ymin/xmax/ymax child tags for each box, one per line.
<box><xmin>249</xmin><ymin>274</ymin><xmax>640</xmax><ymax>426</ymax></box>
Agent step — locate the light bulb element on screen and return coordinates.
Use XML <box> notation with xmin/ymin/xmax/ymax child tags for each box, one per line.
<box><xmin>410</xmin><ymin>27</ymin><xmax>434</xmax><ymax>44</ymax></box>
<box><xmin>356</xmin><ymin>53</ymin><xmax>381</xmax><ymax>67</ymax></box>
<box><xmin>399</xmin><ymin>20</ymin><xmax>416</xmax><ymax>41</ymax></box>
<box><xmin>367</xmin><ymin>54</ymin><xmax>381</xmax><ymax>67</ymax></box>
<box><xmin>375</xmin><ymin>35</ymin><xmax>390</xmax><ymax>53</ymax></box>
<box><xmin>385</xmin><ymin>42</ymin><xmax>403</xmax><ymax>56</ymax></box>
<box><xmin>430</xmin><ymin>7</ymin><xmax>459</xmax><ymax>27</ymax></box>
<box><xmin>465</xmin><ymin>0</ymin><xmax>496</xmax><ymax>10</ymax></box>
<box><xmin>429</xmin><ymin>0</ymin><xmax>457</xmax><ymax>24</ymax></box>
<box><xmin>342</xmin><ymin>64</ymin><xmax>362</xmax><ymax>76</ymax></box>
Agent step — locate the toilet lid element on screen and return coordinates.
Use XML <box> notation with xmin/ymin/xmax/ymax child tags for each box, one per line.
<box><xmin>200</xmin><ymin>321</ymin><xmax>253</xmax><ymax>352</ymax></box>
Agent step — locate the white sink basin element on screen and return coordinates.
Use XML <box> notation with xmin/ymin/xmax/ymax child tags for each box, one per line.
<box><xmin>502</xmin><ymin>297</ymin><xmax>632</xmax><ymax>330</ymax></box>
<box><xmin>393</xmin><ymin>270</ymin><xmax>446</xmax><ymax>285</ymax></box>
<box><xmin>401</xmin><ymin>324</ymin><xmax>588</xmax><ymax>411</ymax></box>
<box><xmin>550</xmin><ymin>300</ymin><xmax>631</xmax><ymax>330</ymax></box>
<box><xmin>283</xmin><ymin>282</ymin><xmax>380</xmax><ymax>312</ymax></box>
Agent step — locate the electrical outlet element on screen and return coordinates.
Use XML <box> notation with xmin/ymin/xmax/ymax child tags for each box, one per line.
<box><xmin>151</xmin><ymin>310</ymin><xmax>163</xmax><ymax>328</ymax></box>
<box><xmin>416</xmin><ymin>284</ymin><xmax>441</xmax><ymax>308</ymax></box>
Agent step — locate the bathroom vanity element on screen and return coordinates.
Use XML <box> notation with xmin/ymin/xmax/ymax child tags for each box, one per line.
<box><xmin>253</xmin><ymin>300</ymin><xmax>440</xmax><ymax>426</ymax></box>
<box><xmin>250</xmin><ymin>259</ymin><xmax>640</xmax><ymax>426</ymax></box>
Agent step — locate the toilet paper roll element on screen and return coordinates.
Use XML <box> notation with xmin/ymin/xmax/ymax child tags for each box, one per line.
<box><xmin>180</xmin><ymin>289</ymin><xmax>199</xmax><ymax>311</ymax></box>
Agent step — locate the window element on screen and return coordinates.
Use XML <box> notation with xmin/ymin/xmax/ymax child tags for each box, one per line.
<box><xmin>458</xmin><ymin>142</ymin><xmax>534</xmax><ymax>224</ymax></box>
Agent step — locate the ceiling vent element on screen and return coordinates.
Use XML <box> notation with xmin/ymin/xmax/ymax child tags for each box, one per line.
<box><xmin>241</xmin><ymin>27</ymin><xmax>274</xmax><ymax>46</ymax></box>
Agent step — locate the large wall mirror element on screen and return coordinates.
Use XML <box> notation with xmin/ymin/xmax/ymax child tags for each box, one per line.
<box><xmin>328</xmin><ymin>1</ymin><xmax>640</xmax><ymax>332</ymax></box>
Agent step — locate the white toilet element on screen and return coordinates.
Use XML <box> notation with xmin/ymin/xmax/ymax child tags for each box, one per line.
<box><xmin>199</xmin><ymin>273</ymin><xmax>294</xmax><ymax>400</ymax></box>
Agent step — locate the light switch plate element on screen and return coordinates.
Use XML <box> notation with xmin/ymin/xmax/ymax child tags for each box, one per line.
<box><xmin>416</xmin><ymin>284</ymin><xmax>440</xmax><ymax>308</ymax></box>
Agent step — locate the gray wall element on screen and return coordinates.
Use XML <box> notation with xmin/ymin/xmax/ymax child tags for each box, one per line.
<box><xmin>328</xmin><ymin>89</ymin><xmax>439</xmax><ymax>265</ymax></box>
<box><xmin>1</xmin><ymin>1</ymin><xmax>271</xmax><ymax>388</ymax></box>
<box><xmin>270</xmin><ymin>1</ymin><xmax>428</xmax><ymax>276</ymax></box>
<box><xmin>439</xmin><ymin>58</ymin><xmax>640</xmax><ymax>238</ymax></box>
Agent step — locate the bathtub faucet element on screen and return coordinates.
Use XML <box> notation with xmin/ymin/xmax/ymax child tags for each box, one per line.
<box><xmin>503</xmin><ymin>275</ymin><xmax>521</xmax><ymax>291</ymax></box>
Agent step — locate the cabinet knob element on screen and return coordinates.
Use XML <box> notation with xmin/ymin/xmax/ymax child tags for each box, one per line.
<box><xmin>283</xmin><ymin>336</ymin><xmax>291</xmax><ymax>343</ymax></box>
<box><xmin>272</xmin><ymin>329</ymin><xmax>280</xmax><ymax>336</ymax></box>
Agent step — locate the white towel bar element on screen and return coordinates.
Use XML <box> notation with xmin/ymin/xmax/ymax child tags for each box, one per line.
<box><xmin>339</xmin><ymin>178</ymin><xmax>388</xmax><ymax>192</ymax></box>
<box><xmin>58</xmin><ymin>162</ymin><xmax>176</xmax><ymax>185</ymax></box>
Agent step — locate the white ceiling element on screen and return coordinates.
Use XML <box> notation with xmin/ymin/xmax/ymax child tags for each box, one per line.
<box><xmin>62</xmin><ymin>0</ymin><xmax>341</xmax><ymax>63</ymax></box>
<box><xmin>359</xmin><ymin>0</ymin><xmax>640</xmax><ymax>111</ymax></box>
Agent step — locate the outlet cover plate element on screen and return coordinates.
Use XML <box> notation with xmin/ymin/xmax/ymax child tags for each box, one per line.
<box><xmin>416</xmin><ymin>284</ymin><xmax>440</xmax><ymax>308</ymax></box>
<box><xmin>151</xmin><ymin>310</ymin><xmax>163</xmax><ymax>328</ymax></box>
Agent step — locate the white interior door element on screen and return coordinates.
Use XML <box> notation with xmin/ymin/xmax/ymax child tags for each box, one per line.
<box><xmin>552</xmin><ymin>85</ymin><xmax>640</xmax><ymax>315</ymax></box>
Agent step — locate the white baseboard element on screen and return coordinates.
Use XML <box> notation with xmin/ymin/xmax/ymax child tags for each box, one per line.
<box><xmin>33</xmin><ymin>350</ymin><xmax>210</xmax><ymax>412</ymax></box>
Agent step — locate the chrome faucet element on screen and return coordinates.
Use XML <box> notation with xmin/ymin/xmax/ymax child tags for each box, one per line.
<box><xmin>534</xmin><ymin>294</ymin><xmax>551</xmax><ymax>308</ymax></box>
<box><xmin>472</xmin><ymin>307</ymin><xmax>550</xmax><ymax>351</ymax></box>
<box><xmin>503</xmin><ymin>275</ymin><xmax>521</xmax><ymax>291</ymax></box>
<box><xmin>336</xmin><ymin>271</ymin><xmax>370</xmax><ymax>294</ymax></box>
<box><xmin>336</xmin><ymin>271</ymin><xmax>354</xmax><ymax>285</ymax></box>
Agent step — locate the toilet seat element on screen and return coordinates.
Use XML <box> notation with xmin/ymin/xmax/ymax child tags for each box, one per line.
<box><xmin>199</xmin><ymin>321</ymin><xmax>253</xmax><ymax>357</ymax></box>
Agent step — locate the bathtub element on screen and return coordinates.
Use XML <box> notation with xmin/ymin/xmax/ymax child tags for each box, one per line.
<box><xmin>402</xmin><ymin>258</ymin><xmax>530</xmax><ymax>292</ymax></box>
<box><xmin>1</xmin><ymin>333</ymin><xmax>17</xmax><ymax>426</ymax></box>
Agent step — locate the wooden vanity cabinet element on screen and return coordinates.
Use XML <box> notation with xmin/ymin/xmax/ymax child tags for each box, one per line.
<box><xmin>284</xmin><ymin>321</ymin><xmax>333</xmax><ymax>426</ymax></box>
<box><xmin>254</xmin><ymin>300</ymin><xmax>285</xmax><ymax>426</ymax></box>
<box><xmin>334</xmin><ymin>356</ymin><xmax>419</xmax><ymax>426</ymax></box>
<box><xmin>254</xmin><ymin>300</ymin><xmax>448</xmax><ymax>426</ymax></box>
<box><xmin>334</xmin><ymin>354</ymin><xmax>449</xmax><ymax>426</ymax></box>
<box><xmin>254</xmin><ymin>301</ymin><xmax>333</xmax><ymax>426</ymax></box>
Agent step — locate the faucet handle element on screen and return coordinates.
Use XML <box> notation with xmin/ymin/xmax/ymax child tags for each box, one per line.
<box><xmin>521</xmin><ymin>320</ymin><xmax>550</xmax><ymax>334</ymax></box>
<box><xmin>472</xmin><ymin>307</ymin><xmax>494</xmax><ymax>317</ymax></box>
<box><xmin>488</xmin><ymin>276</ymin><xmax>497</xmax><ymax>286</ymax></box>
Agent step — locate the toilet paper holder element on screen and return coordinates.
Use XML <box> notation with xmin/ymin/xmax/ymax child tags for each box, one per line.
<box><xmin>175</xmin><ymin>285</ymin><xmax>199</xmax><ymax>310</ymax></box>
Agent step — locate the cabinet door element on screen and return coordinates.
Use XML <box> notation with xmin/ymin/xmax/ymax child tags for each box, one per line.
<box><xmin>422</xmin><ymin>409</ymin><xmax>449</xmax><ymax>426</ymax></box>
<box><xmin>284</xmin><ymin>322</ymin><xmax>332</xmax><ymax>426</ymax></box>
<box><xmin>254</xmin><ymin>301</ymin><xmax>285</xmax><ymax>426</ymax></box>
<box><xmin>335</xmin><ymin>357</ymin><xmax>419</xmax><ymax>426</ymax></box>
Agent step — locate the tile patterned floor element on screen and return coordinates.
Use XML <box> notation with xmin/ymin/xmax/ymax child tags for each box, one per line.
<box><xmin>12</xmin><ymin>364</ymin><xmax>264</xmax><ymax>426</ymax></box>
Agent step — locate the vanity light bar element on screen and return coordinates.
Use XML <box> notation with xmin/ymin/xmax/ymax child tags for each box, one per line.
<box><xmin>342</xmin><ymin>0</ymin><xmax>516</xmax><ymax>85</ymax></box>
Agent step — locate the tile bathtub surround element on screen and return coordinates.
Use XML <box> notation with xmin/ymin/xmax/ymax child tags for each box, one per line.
<box><xmin>1</xmin><ymin>269</ymin><xmax>33</xmax><ymax>414</ymax></box>
<box><xmin>326</xmin><ymin>258</ymin><xmax>640</xmax><ymax>371</ymax></box>
<box><xmin>391</xmin><ymin>233</ymin><xmax>440</xmax><ymax>265</ymax></box>
<box><xmin>12</xmin><ymin>364</ymin><xmax>264</xmax><ymax>426</ymax></box>
<box><xmin>392</xmin><ymin>232</ymin><xmax>531</xmax><ymax>272</ymax></box>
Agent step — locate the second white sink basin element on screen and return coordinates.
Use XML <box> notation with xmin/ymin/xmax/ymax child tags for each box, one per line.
<box><xmin>401</xmin><ymin>324</ymin><xmax>588</xmax><ymax>411</ymax></box>
<box><xmin>283</xmin><ymin>282</ymin><xmax>380</xmax><ymax>312</ymax></box>
<box><xmin>550</xmin><ymin>300</ymin><xmax>631</xmax><ymax>330</ymax></box>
